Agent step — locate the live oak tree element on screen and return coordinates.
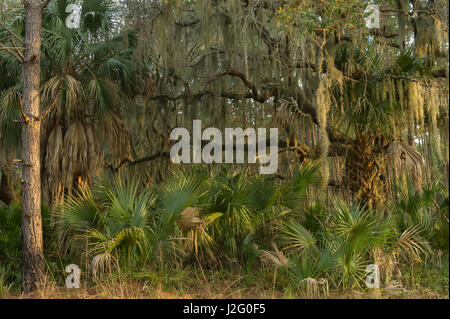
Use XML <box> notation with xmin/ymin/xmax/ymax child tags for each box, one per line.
<box><xmin>4</xmin><ymin>0</ymin><xmax>448</xmax><ymax>209</ymax></box>
<box><xmin>117</xmin><ymin>0</ymin><xmax>448</xmax><ymax>208</ymax></box>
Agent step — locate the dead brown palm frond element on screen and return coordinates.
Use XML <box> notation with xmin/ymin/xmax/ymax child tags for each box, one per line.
<box><xmin>183</xmin><ymin>225</ymin><xmax>218</xmax><ymax>265</ymax></box>
<box><xmin>177</xmin><ymin>208</ymin><xmax>217</xmax><ymax>264</ymax></box>
<box><xmin>259</xmin><ymin>243</ymin><xmax>289</xmax><ymax>297</ymax></box>
<box><xmin>86</xmin><ymin>124</ymin><xmax>104</xmax><ymax>177</ymax></box>
<box><xmin>373</xmin><ymin>225</ymin><xmax>429</xmax><ymax>288</ymax></box>
<box><xmin>101</xmin><ymin>113</ymin><xmax>131</xmax><ymax>158</ymax></box>
<box><xmin>383</xmin><ymin>280</ymin><xmax>407</xmax><ymax>296</ymax></box>
<box><xmin>44</xmin><ymin>125</ymin><xmax>64</xmax><ymax>208</ymax></box>
<box><xmin>259</xmin><ymin>243</ymin><xmax>289</xmax><ymax>268</ymax></box>
<box><xmin>387</xmin><ymin>141</ymin><xmax>425</xmax><ymax>168</ymax></box>
<box><xmin>299</xmin><ymin>277</ymin><xmax>329</xmax><ymax>298</ymax></box>
<box><xmin>91</xmin><ymin>253</ymin><xmax>119</xmax><ymax>280</ymax></box>
<box><xmin>63</xmin><ymin>75</ymin><xmax>83</xmax><ymax>109</ymax></box>
<box><xmin>392</xmin><ymin>225</ymin><xmax>430</xmax><ymax>263</ymax></box>
<box><xmin>178</xmin><ymin>207</ymin><xmax>202</xmax><ymax>231</ymax></box>
<box><xmin>41</xmin><ymin>75</ymin><xmax>82</xmax><ymax>116</ymax></box>
<box><xmin>387</xmin><ymin>140</ymin><xmax>425</xmax><ymax>186</ymax></box>
<box><xmin>41</xmin><ymin>75</ymin><xmax>62</xmax><ymax>108</ymax></box>
<box><xmin>62</xmin><ymin>121</ymin><xmax>89</xmax><ymax>195</ymax></box>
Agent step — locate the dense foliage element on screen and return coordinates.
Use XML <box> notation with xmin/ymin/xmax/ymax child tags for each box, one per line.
<box><xmin>0</xmin><ymin>0</ymin><xmax>448</xmax><ymax>297</ymax></box>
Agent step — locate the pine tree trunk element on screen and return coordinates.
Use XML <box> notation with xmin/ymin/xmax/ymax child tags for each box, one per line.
<box><xmin>21</xmin><ymin>0</ymin><xmax>44</xmax><ymax>294</ymax></box>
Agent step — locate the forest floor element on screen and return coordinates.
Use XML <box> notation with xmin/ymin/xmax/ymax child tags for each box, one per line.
<box><xmin>2</xmin><ymin>268</ymin><xmax>448</xmax><ymax>299</ymax></box>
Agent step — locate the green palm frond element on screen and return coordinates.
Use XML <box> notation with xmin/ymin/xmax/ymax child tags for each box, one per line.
<box><xmin>389</xmin><ymin>48</ymin><xmax>431</xmax><ymax>76</ymax></box>
<box><xmin>0</xmin><ymin>85</ymin><xmax>21</xmax><ymax>148</ymax></box>
<box><xmin>332</xmin><ymin>201</ymin><xmax>395</xmax><ymax>257</ymax></box>
<box><xmin>92</xmin><ymin>176</ymin><xmax>155</xmax><ymax>233</ymax></box>
<box><xmin>274</xmin><ymin>162</ymin><xmax>322</xmax><ymax>209</ymax></box>
<box><xmin>292</xmin><ymin>161</ymin><xmax>323</xmax><ymax>194</ymax></box>
<box><xmin>87</xmin><ymin>78</ymin><xmax>120</xmax><ymax>117</ymax></box>
<box><xmin>56</xmin><ymin>186</ymin><xmax>104</xmax><ymax>233</ymax></box>
<box><xmin>279</xmin><ymin>220</ymin><xmax>317</xmax><ymax>255</ymax></box>
<box><xmin>338</xmin><ymin>252</ymin><xmax>368</xmax><ymax>289</ymax></box>
<box><xmin>247</xmin><ymin>175</ymin><xmax>276</xmax><ymax>211</ymax></box>
<box><xmin>289</xmin><ymin>248</ymin><xmax>335</xmax><ymax>282</ymax></box>
<box><xmin>158</xmin><ymin>167</ymin><xmax>209</xmax><ymax>224</ymax></box>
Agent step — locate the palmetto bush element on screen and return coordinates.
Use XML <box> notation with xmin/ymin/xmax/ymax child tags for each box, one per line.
<box><xmin>203</xmin><ymin>163</ymin><xmax>323</xmax><ymax>264</ymax></box>
<box><xmin>276</xmin><ymin>199</ymin><xmax>431</xmax><ymax>292</ymax></box>
<box><xmin>394</xmin><ymin>179</ymin><xmax>449</xmax><ymax>251</ymax></box>
<box><xmin>151</xmin><ymin>167</ymin><xmax>215</xmax><ymax>267</ymax></box>
<box><xmin>55</xmin><ymin>176</ymin><xmax>156</xmax><ymax>274</ymax></box>
<box><xmin>53</xmin><ymin>163</ymin><xmax>438</xmax><ymax>291</ymax></box>
<box><xmin>330</xmin><ymin>200</ymin><xmax>433</xmax><ymax>290</ymax></box>
<box><xmin>329</xmin><ymin>201</ymin><xmax>397</xmax><ymax>289</ymax></box>
<box><xmin>55</xmin><ymin>162</ymin><xmax>324</xmax><ymax>271</ymax></box>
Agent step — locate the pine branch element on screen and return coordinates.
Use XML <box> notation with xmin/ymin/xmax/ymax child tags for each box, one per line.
<box><xmin>9</xmin><ymin>37</ymin><xmax>25</xmax><ymax>61</ymax></box>
<box><xmin>42</xmin><ymin>0</ymin><xmax>52</xmax><ymax>10</ymax></box>
<box><xmin>0</xmin><ymin>46</ymin><xmax>25</xmax><ymax>50</ymax></box>
<box><xmin>0</xmin><ymin>21</ymin><xmax>24</xmax><ymax>45</ymax></box>
<box><xmin>0</xmin><ymin>43</ymin><xmax>24</xmax><ymax>63</ymax></box>
<box><xmin>18</xmin><ymin>97</ymin><xmax>31</xmax><ymax>123</ymax></box>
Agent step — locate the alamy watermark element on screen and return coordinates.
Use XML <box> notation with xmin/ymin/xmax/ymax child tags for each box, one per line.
<box><xmin>65</xmin><ymin>264</ymin><xmax>81</xmax><ymax>288</ymax></box>
<box><xmin>169</xmin><ymin>120</ymin><xmax>279</xmax><ymax>174</ymax></box>
<box><xmin>365</xmin><ymin>264</ymin><xmax>380</xmax><ymax>289</ymax></box>
<box><xmin>364</xmin><ymin>4</ymin><xmax>380</xmax><ymax>29</ymax></box>
<box><xmin>64</xmin><ymin>1</ymin><xmax>380</xmax><ymax>30</ymax></box>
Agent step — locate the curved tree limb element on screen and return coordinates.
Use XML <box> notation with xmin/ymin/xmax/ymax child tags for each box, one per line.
<box><xmin>0</xmin><ymin>21</ymin><xmax>24</xmax><ymax>45</ymax></box>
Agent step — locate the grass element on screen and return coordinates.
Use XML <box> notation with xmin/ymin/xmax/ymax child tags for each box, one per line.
<box><xmin>1</xmin><ymin>265</ymin><xmax>447</xmax><ymax>299</ymax></box>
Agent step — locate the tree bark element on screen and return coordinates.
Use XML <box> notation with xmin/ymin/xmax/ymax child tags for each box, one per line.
<box><xmin>21</xmin><ymin>0</ymin><xmax>44</xmax><ymax>294</ymax></box>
